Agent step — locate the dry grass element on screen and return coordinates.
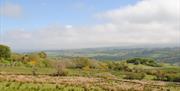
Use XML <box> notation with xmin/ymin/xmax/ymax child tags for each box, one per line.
<box><xmin>0</xmin><ymin>74</ymin><xmax>180</xmax><ymax>91</ymax></box>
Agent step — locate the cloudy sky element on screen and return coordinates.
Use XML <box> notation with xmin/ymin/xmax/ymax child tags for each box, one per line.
<box><xmin>0</xmin><ymin>0</ymin><xmax>179</xmax><ymax>50</ymax></box>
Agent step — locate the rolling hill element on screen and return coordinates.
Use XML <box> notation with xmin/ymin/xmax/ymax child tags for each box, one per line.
<box><xmin>46</xmin><ymin>47</ymin><xmax>180</xmax><ymax>65</ymax></box>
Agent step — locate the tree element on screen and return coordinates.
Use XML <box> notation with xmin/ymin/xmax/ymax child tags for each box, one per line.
<box><xmin>0</xmin><ymin>44</ymin><xmax>11</xmax><ymax>59</ymax></box>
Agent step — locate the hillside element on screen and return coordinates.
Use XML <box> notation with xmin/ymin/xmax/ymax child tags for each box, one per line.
<box><xmin>46</xmin><ymin>47</ymin><xmax>180</xmax><ymax>65</ymax></box>
<box><xmin>1</xmin><ymin>44</ymin><xmax>180</xmax><ymax>91</ymax></box>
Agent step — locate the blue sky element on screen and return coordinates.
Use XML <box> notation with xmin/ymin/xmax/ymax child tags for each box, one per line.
<box><xmin>0</xmin><ymin>0</ymin><xmax>179</xmax><ymax>50</ymax></box>
<box><xmin>1</xmin><ymin>0</ymin><xmax>138</xmax><ymax>31</ymax></box>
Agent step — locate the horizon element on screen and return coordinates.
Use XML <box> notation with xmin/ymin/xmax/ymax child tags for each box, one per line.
<box><xmin>13</xmin><ymin>44</ymin><xmax>180</xmax><ymax>53</ymax></box>
<box><xmin>0</xmin><ymin>0</ymin><xmax>180</xmax><ymax>50</ymax></box>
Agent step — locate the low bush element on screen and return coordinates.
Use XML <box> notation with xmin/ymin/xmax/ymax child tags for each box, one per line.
<box><xmin>155</xmin><ymin>73</ymin><xmax>180</xmax><ymax>82</ymax></box>
<box><xmin>73</xmin><ymin>57</ymin><xmax>91</xmax><ymax>69</ymax></box>
<box><xmin>95</xmin><ymin>72</ymin><xmax>116</xmax><ymax>79</ymax></box>
<box><xmin>126</xmin><ymin>58</ymin><xmax>160</xmax><ymax>67</ymax></box>
<box><xmin>50</xmin><ymin>69</ymin><xmax>68</xmax><ymax>76</ymax></box>
<box><xmin>124</xmin><ymin>72</ymin><xmax>145</xmax><ymax>80</ymax></box>
<box><xmin>51</xmin><ymin>61</ymin><xmax>69</xmax><ymax>76</ymax></box>
<box><xmin>166</xmin><ymin>74</ymin><xmax>180</xmax><ymax>82</ymax></box>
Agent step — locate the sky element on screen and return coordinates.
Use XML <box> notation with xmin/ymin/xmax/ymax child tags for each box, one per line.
<box><xmin>0</xmin><ymin>0</ymin><xmax>180</xmax><ymax>50</ymax></box>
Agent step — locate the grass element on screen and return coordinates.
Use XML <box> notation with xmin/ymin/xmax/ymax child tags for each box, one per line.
<box><xmin>160</xmin><ymin>66</ymin><xmax>180</xmax><ymax>73</ymax></box>
<box><xmin>0</xmin><ymin>66</ymin><xmax>56</xmax><ymax>75</ymax></box>
<box><xmin>0</xmin><ymin>81</ymin><xmax>95</xmax><ymax>91</ymax></box>
<box><xmin>144</xmin><ymin>75</ymin><xmax>156</xmax><ymax>80</ymax></box>
<box><xmin>0</xmin><ymin>74</ymin><xmax>180</xmax><ymax>91</ymax></box>
<box><xmin>127</xmin><ymin>64</ymin><xmax>156</xmax><ymax>69</ymax></box>
<box><xmin>1</xmin><ymin>64</ymin><xmax>180</xmax><ymax>78</ymax></box>
<box><xmin>0</xmin><ymin>64</ymin><xmax>180</xmax><ymax>91</ymax></box>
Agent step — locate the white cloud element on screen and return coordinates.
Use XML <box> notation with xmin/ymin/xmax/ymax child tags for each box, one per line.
<box><xmin>3</xmin><ymin>0</ymin><xmax>180</xmax><ymax>50</ymax></box>
<box><xmin>65</xmin><ymin>25</ymin><xmax>73</xmax><ymax>29</ymax></box>
<box><xmin>99</xmin><ymin>0</ymin><xmax>180</xmax><ymax>24</ymax></box>
<box><xmin>0</xmin><ymin>3</ymin><xmax>22</xmax><ymax>18</ymax></box>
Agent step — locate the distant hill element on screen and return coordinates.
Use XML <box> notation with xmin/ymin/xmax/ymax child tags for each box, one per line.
<box><xmin>45</xmin><ymin>47</ymin><xmax>180</xmax><ymax>65</ymax></box>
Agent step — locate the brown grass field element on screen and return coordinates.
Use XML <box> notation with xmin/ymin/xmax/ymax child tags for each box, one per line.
<box><xmin>0</xmin><ymin>73</ymin><xmax>180</xmax><ymax>91</ymax></box>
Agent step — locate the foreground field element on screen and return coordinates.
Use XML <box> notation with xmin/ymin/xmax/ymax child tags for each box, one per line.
<box><xmin>0</xmin><ymin>74</ymin><xmax>180</xmax><ymax>91</ymax></box>
<box><xmin>0</xmin><ymin>63</ymin><xmax>180</xmax><ymax>91</ymax></box>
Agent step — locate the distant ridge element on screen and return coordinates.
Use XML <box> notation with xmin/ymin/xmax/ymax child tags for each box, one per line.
<box><xmin>45</xmin><ymin>47</ymin><xmax>180</xmax><ymax>65</ymax></box>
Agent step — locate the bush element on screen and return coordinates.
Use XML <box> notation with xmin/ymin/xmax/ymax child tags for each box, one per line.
<box><xmin>114</xmin><ymin>62</ymin><xmax>131</xmax><ymax>71</ymax></box>
<box><xmin>126</xmin><ymin>58</ymin><xmax>160</xmax><ymax>67</ymax></box>
<box><xmin>11</xmin><ymin>53</ymin><xmax>23</xmax><ymax>62</ymax></box>
<box><xmin>97</xmin><ymin>62</ymin><xmax>108</xmax><ymax>70</ymax></box>
<box><xmin>154</xmin><ymin>72</ymin><xmax>180</xmax><ymax>82</ymax></box>
<box><xmin>166</xmin><ymin>74</ymin><xmax>180</xmax><ymax>82</ymax></box>
<box><xmin>96</xmin><ymin>72</ymin><xmax>116</xmax><ymax>79</ymax></box>
<box><xmin>73</xmin><ymin>57</ymin><xmax>91</xmax><ymax>69</ymax></box>
<box><xmin>51</xmin><ymin>61</ymin><xmax>69</xmax><ymax>76</ymax></box>
<box><xmin>50</xmin><ymin>69</ymin><xmax>68</xmax><ymax>76</ymax></box>
<box><xmin>0</xmin><ymin>58</ymin><xmax>12</xmax><ymax>65</ymax></box>
<box><xmin>38</xmin><ymin>51</ymin><xmax>47</xmax><ymax>58</ymax></box>
<box><xmin>132</xmin><ymin>67</ymin><xmax>144</xmax><ymax>73</ymax></box>
<box><xmin>124</xmin><ymin>72</ymin><xmax>145</xmax><ymax>80</ymax></box>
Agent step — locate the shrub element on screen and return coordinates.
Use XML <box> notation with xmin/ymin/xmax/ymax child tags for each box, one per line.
<box><xmin>155</xmin><ymin>72</ymin><xmax>180</xmax><ymax>82</ymax></box>
<box><xmin>126</xmin><ymin>58</ymin><xmax>160</xmax><ymax>67</ymax></box>
<box><xmin>166</xmin><ymin>74</ymin><xmax>180</xmax><ymax>82</ymax></box>
<box><xmin>73</xmin><ymin>57</ymin><xmax>91</xmax><ymax>69</ymax></box>
<box><xmin>124</xmin><ymin>72</ymin><xmax>145</xmax><ymax>80</ymax></box>
<box><xmin>96</xmin><ymin>72</ymin><xmax>116</xmax><ymax>79</ymax></box>
<box><xmin>32</xmin><ymin>67</ymin><xmax>37</xmax><ymax>76</ymax></box>
<box><xmin>51</xmin><ymin>61</ymin><xmax>68</xmax><ymax>76</ymax></box>
<box><xmin>132</xmin><ymin>67</ymin><xmax>145</xmax><ymax>73</ymax></box>
<box><xmin>38</xmin><ymin>51</ymin><xmax>47</xmax><ymax>58</ymax></box>
<box><xmin>97</xmin><ymin>62</ymin><xmax>108</xmax><ymax>70</ymax></box>
<box><xmin>11</xmin><ymin>53</ymin><xmax>23</xmax><ymax>62</ymax></box>
<box><xmin>105</xmin><ymin>61</ymin><xmax>116</xmax><ymax>69</ymax></box>
<box><xmin>51</xmin><ymin>69</ymin><xmax>68</xmax><ymax>76</ymax></box>
<box><xmin>82</xmin><ymin>66</ymin><xmax>91</xmax><ymax>71</ymax></box>
<box><xmin>114</xmin><ymin>62</ymin><xmax>131</xmax><ymax>71</ymax></box>
<box><xmin>154</xmin><ymin>70</ymin><xmax>167</xmax><ymax>81</ymax></box>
